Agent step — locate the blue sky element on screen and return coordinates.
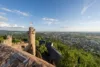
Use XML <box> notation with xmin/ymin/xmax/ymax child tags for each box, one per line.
<box><xmin>0</xmin><ymin>0</ymin><xmax>100</xmax><ymax>31</ymax></box>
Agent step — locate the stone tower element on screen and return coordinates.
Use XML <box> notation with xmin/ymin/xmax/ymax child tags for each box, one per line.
<box><xmin>28</xmin><ymin>27</ymin><xmax>36</xmax><ymax>56</ymax></box>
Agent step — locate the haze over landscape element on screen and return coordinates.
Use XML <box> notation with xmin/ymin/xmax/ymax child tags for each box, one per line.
<box><xmin>0</xmin><ymin>0</ymin><xmax>100</xmax><ymax>67</ymax></box>
<box><xmin>0</xmin><ymin>0</ymin><xmax>100</xmax><ymax>31</ymax></box>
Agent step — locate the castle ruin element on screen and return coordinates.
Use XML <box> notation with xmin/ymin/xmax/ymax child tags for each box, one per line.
<box><xmin>2</xmin><ymin>27</ymin><xmax>36</xmax><ymax>56</ymax></box>
<box><xmin>0</xmin><ymin>26</ymin><xmax>60</xmax><ymax>66</ymax></box>
<box><xmin>3</xmin><ymin>35</ymin><xmax>12</xmax><ymax>46</ymax></box>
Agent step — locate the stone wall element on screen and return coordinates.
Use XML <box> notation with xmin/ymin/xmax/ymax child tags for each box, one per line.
<box><xmin>12</xmin><ymin>42</ymin><xmax>28</xmax><ymax>50</ymax></box>
<box><xmin>2</xmin><ymin>27</ymin><xmax>36</xmax><ymax>56</ymax></box>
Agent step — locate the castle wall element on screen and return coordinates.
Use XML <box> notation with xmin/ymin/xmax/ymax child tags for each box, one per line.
<box><xmin>12</xmin><ymin>42</ymin><xmax>28</xmax><ymax>50</ymax></box>
<box><xmin>3</xmin><ymin>35</ymin><xmax>12</xmax><ymax>46</ymax></box>
<box><xmin>2</xmin><ymin>27</ymin><xmax>36</xmax><ymax>56</ymax></box>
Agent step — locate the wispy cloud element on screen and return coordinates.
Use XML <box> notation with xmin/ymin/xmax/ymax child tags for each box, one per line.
<box><xmin>0</xmin><ymin>12</ymin><xmax>6</xmax><ymax>15</ymax></box>
<box><xmin>81</xmin><ymin>0</ymin><xmax>96</xmax><ymax>15</ymax></box>
<box><xmin>0</xmin><ymin>22</ymin><xmax>26</xmax><ymax>31</ymax></box>
<box><xmin>1</xmin><ymin>8</ymin><xmax>13</xmax><ymax>12</ymax></box>
<box><xmin>42</xmin><ymin>17</ymin><xmax>58</xmax><ymax>25</ymax></box>
<box><xmin>42</xmin><ymin>17</ymin><xmax>58</xmax><ymax>22</ymax></box>
<box><xmin>0</xmin><ymin>22</ymin><xmax>24</xmax><ymax>28</ymax></box>
<box><xmin>14</xmin><ymin>10</ymin><xmax>30</xmax><ymax>16</ymax></box>
<box><xmin>0</xmin><ymin>16</ymin><xmax>8</xmax><ymax>21</ymax></box>
<box><xmin>1</xmin><ymin>7</ymin><xmax>30</xmax><ymax>16</ymax></box>
<box><xmin>60</xmin><ymin>26</ymin><xmax>69</xmax><ymax>29</ymax></box>
<box><xmin>0</xmin><ymin>22</ymin><xmax>10</xmax><ymax>27</ymax></box>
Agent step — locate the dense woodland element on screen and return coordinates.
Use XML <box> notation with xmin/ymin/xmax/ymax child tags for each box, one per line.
<box><xmin>0</xmin><ymin>31</ymin><xmax>100</xmax><ymax>67</ymax></box>
<box><xmin>36</xmin><ymin>33</ymin><xmax>100</xmax><ymax>67</ymax></box>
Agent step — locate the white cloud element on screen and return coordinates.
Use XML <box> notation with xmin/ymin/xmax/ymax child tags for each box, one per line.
<box><xmin>60</xmin><ymin>20</ymin><xmax>100</xmax><ymax>32</ymax></box>
<box><xmin>87</xmin><ymin>16</ymin><xmax>91</xmax><ymax>19</ymax></box>
<box><xmin>59</xmin><ymin>26</ymin><xmax>100</xmax><ymax>32</ymax></box>
<box><xmin>0</xmin><ymin>12</ymin><xmax>6</xmax><ymax>15</ymax></box>
<box><xmin>0</xmin><ymin>22</ymin><xmax>24</xmax><ymax>28</ymax></box>
<box><xmin>0</xmin><ymin>22</ymin><xmax>10</xmax><ymax>27</ymax></box>
<box><xmin>60</xmin><ymin>26</ymin><xmax>68</xmax><ymax>29</ymax></box>
<box><xmin>1</xmin><ymin>7</ymin><xmax>13</xmax><ymax>12</ymax></box>
<box><xmin>14</xmin><ymin>10</ymin><xmax>29</xmax><ymax>16</ymax></box>
<box><xmin>81</xmin><ymin>0</ymin><xmax>96</xmax><ymax>15</ymax></box>
<box><xmin>1</xmin><ymin>7</ymin><xmax>30</xmax><ymax>16</ymax></box>
<box><xmin>0</xmin><ymin>16</ymin><xmax>8</xmax><ymax>21</ymax></box>
<box><xmin>42</xmin><ymin>17</ymin><xmax>58</xmax><ymax>22</ymax></box>
<box><xmin>79</xmin><ymin>20</ymin><xmax>100</xmax><ymax>29</ymax></box>
<box><xmin>42</xmin><ymin>17</ymin><xmax>58</xmax><ymax>25</ymax></box>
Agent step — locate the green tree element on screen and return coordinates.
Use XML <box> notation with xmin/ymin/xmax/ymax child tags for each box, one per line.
<box><xmin>12</xmin><ymin>38</ymin><xmax>21</xmax><ymax>43</ymax></box>
<box><xmin>38</xmin><ymin>44</ymin><xmax>47</xmax><ymax>54</ymax></box>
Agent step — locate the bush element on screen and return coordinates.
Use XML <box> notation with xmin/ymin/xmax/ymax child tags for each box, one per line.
<box><xmin>0</xmin><ymin>36</ymin><xmax>4</xmax><ymax>43</ymax></box>
<box><xmin>12</xmin><ymin>38</ymin><xmax>21</xmax><ymax>43</ymax></box>
<box><xmin>38</xmin><ymin>44</ymin><xmax>47</xmax><ymax>54</ymax></box>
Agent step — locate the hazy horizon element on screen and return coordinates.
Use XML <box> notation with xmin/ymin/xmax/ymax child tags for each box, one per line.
<box><xmin>0</xmin><ymin>0</ymin><xmax>100</xmax><ymax>32</ymax></box>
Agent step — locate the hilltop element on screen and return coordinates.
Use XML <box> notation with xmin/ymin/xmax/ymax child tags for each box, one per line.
<box><xmin>0</xmin><ymin>44</ymin><xmax>54</xmax><ymax>67</ymax></box>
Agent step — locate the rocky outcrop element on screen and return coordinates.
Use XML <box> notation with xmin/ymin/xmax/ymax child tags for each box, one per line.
<box><xmin>0</xmin><ymin>44</ymin><xmax>55</xmax><ymax>67</ymax></box>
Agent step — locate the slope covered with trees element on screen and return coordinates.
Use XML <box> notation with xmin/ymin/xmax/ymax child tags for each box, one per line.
<box><xmin>36</xmin><ymin>32</ymin><xmax>100</xmax><ymax>67</ymax></box>
<box><xmin>0</xmin><ymin>31</ymin><xmax>100</xmax><ymax>67</ymax></box>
